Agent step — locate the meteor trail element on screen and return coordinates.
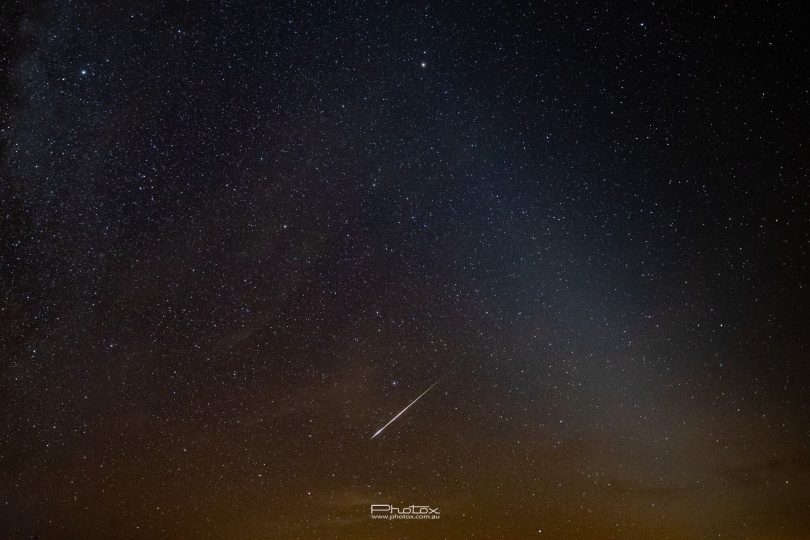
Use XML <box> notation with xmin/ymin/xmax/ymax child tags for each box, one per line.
<box><xmin>370</xmin><ymin>373</ymin><xmax>449</xmax><ymax>440</ymax></box>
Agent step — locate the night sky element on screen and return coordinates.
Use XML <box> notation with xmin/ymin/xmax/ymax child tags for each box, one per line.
<box><xmin>2</xmin><ymin>1</ymin><xmax>809</xmax><ymax>538</ymax></box>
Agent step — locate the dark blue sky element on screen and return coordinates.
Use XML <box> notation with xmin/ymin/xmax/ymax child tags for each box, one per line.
<box><xmin>2</xmin><ymin>1</ymin><xmax>808</xmax><ymax>538</ymax></box>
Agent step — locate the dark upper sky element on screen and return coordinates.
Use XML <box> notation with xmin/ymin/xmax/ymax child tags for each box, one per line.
<box><xmin>1</xmin><ymin>1</ymin><xmax>808</xmax><ymax>538</ymax></box>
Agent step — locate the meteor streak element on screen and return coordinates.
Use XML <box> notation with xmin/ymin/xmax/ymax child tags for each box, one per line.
<box><xmin>370</xmin><ymin>373</ymin><xmax>449</xmax><ymax>440</ymax></box>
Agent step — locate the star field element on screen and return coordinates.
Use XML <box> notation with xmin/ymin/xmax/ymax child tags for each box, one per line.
<box><xmin>1</xmin><ymin>1</ymin><xmax>809</xmax><ymax>538</ymax></box>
